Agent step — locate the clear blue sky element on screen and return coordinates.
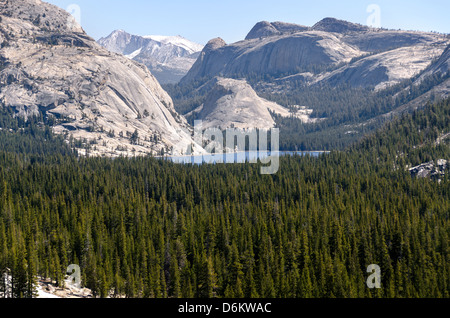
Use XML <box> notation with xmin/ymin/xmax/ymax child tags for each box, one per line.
<box><xmin>45</xmin><ymin>0</ymin><xmax>450</xmax><ymax>45</ymax></box>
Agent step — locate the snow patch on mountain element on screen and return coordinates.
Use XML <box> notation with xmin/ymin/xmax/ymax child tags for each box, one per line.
<box><xmin>98</xmin><ymin>31</ymin><xmax>203</xmax><ymax>83</ymax></box>
<box><xmin>126</xmin><ymin>47</ymin><xmax>142</xmax><ymax>59</ymax></box>
<box><xmin>143</xmin><ymin>35</ymin><xmax>204</xmax><ymax>54</ymax></box>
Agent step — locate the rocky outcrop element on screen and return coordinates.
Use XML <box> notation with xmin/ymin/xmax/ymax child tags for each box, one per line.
<box><xmin>181</xmin><ymin>18</ymin><xmax>449</xmax><ymax>91</ymax></box>
<box><xmin>181</xmin><ymin>38</ymin><xmax>227</xmax><ymax>84</ymax></box>
<box><xmin>419</xmin><ymin>44</ymin><xmax>450</xmax><ymax>79</ymax></box>
<box><xmin>315</xmin><ymin>45</ymin><xmax>447</xmax><ymax>90</ymax></box>
<box><xmin>245</xmin><ymin>18</ymin><xmax>369</xmax><ymax>41</ymax></box>
<box><xmin>245</xmin><ymin>21</ymin><xmax>309</xmax><ymax>40</ymax></box>
<box><xmin>182</xmin><ymin>31</ymin><xmax>363</xmax><ymax>83</ymax></box>
<box><xmin>312</xmin><ymin>17</ymin><xmax>369</xmax><ymax>33</ymax></box>
<box><xmin>409</xmin><ymin>160</ymin><xmax>448</xmax><ymax>180</ymax></box>
<box><xmin>191</xmin><ymin>77</ymin><xmax>315</xmax><ymax>130</ymax></box>
<box><xmin>98</xmin><ymin>30</ymin><xmax>203</xmax><ymax>84</ymax></box>
<box><xmin>0</xmin><ymin>0</ymin><xmax>84</xmax><ymax>34</ymax></box>
<box><xmin>38</xmin><ymin>278</ymin><xmax>92</xmax><ymax>298</ymax></box>
<box><xmin>343</xmin><ymin>30</ymin><xmax>446</xmax><ymax>53</ymax></box>
<box><xmin>195</xmin><ymin>77</ymin><xmax>284</xmax><ymax>129</ymax></box>
<box><xmin>0</xmin><ymin>0</ymin><xmax>202</xmax><ymax>157</ymax></box>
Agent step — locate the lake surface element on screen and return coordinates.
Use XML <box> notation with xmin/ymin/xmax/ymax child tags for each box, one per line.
<box><xmin>163</xmin><ymin>151</ymin><xmax>329</xmax><ymax>165</ymax></box>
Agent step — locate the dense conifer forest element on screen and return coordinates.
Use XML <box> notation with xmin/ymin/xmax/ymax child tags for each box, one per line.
<box><xmin>0</xmin><ymin>98</ymin><xmax>449</xmax><ymax>298</ymax></box>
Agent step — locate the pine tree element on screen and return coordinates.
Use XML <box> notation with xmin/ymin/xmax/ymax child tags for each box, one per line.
<box><xmin>26</xmin><ymin>235</ymin><xmax>38</xmax><ymax>298</ymax></box>
<box><xmin>12</xmin><ymin>236</ymin><xmax>28</xmax><ymax>298</ymax></box>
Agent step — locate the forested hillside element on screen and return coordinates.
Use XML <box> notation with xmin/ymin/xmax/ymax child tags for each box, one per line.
<box><xmin>270</xmin><ymin>71</ymin><xmax>450</xmax><ymax>150</ymax></box>
<box><xmin>0</xmin><ymin>99</ymin><xmax>449</xmax><ymax>298</ymax></box>
<box><xmin>165</xmin><ymin>71</ymin><xmax>450</xmax><ymax>151</ymax></box>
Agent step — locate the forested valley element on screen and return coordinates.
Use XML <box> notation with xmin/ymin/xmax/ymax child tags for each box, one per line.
<box><xmin>0</xmin><ymin>98</ymin><xmax>449</xmax><ymax>298</ymax></box>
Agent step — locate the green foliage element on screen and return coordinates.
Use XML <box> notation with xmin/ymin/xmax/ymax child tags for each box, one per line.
<box><xmin>271</xmin><ymin>72</ymin><xmax>450</xmax><ymax>151</ymax></box>
<box><xmin>0</xmin><ymin>107</ymin><xmax>77</xmax><ymax>157</ymax></box>
<box><xmin>130</xmin><ymin>129</ymin><xmax>139</xmax><ymax>145</ymax></box>
<box><xmin>165</xmin><ymin>72</ymin><xmax>450</xmax><ymax>151</ymax></box>
<box><xmin>0</xmin><ymin>99</ymin><xmax>449</xmax><ymax>298</ymax></box>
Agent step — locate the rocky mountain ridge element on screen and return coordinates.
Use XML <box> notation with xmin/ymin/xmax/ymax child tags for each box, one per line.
<box><xmin>182</xmin><ymin>18</ymin><xmax>449</xmax><ymax>91</ymax></box>
<box><xmin>0</xmin><ymin>0</ymin><xmax>202</xmax><ymax>157</ymax></box>
<box><xmin>245</xmin><ymin>21</ymin><xmax>310</xmax><ymax>40</ymax></box>
<box><xmin>98</xmin><ymin>29</ymin><xmax>203</xmax><ymax>84</ymax></box>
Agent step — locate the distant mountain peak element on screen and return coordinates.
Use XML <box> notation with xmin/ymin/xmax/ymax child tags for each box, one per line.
<box><xmin>142</xmin><ymin>35</ymin><xmax>204</xmax><ymax>53</ymax></box>
<box><xmin>98</xmin><ymin>30</ymin><xmax>203</xmax><ymax>84</ymax></box>
<box><xmin>111</xmin><ymin>29</ymin><xmax>127</xmax><ymax>34</ymax></box>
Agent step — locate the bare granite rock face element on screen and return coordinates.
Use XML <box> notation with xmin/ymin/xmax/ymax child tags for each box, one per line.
<box><xmin>343</xmin><ymin>30</ymin><xmax>446</xmax><ymax>53</ymax></box>
<box><xmin>182</xmin><ymin>31</ymin><xmax>363</xmax><ymax>83</ymax></box>
<box><xmin>315</xmin><ymin>45</ymin><xmax>448</xmax><ymax>90</ymax></box>
<box><xmin>98</xmin><ymin>30</ymin><xmax>203</xmax><ymax>84</ymax></box>
<box><xmin>183</xmin><ymin>38</ymin><xmax>227</xmax><ymax>84</ymax></box>
<box><xmin>181</xmin><ymin>18</ymin><xmax>449</xmax><ymax>91</ymax></box>
<box><xmin>0</xmin><ymin>0</ymin><xmax>84</xmax><ymax>34</ymax></box>
<box><xmin>380</xmin><ymin>45</ymin><xmax>450</xmax><ymax>116</ymax></box>
<box><xmin>190</xmin><ymin>77</ymin><xmax>316</xmax><ymax>130</ymax></box>
<box><xmin>245</xmin><ymin>21</ymin><xmax>310</xmax><ymax>40</ymax></box>
<box><xmin>312</xmin><ymin>17</ymin><xmax>370</xmax><ymax>33</ymax></box>
<box><xmin>409</xmin><ymin>160</ymin><xmax>448</xmax><ymax>181</ymax></box>
<box><xmin>419</xmin><ymin>44</ymin><xmax>450</xmax><ymax>79</ymax></box>
<box><xmin>0</xmin><ymin>0</ymin><xmax>202</xmax><ymax>157</ymax></box>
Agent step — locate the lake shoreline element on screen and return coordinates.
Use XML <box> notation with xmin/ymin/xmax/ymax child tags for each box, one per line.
<box><xmin>157</xmin><ymin>151</ymin><xmax>330</xmax><ymax>164</ymax></box>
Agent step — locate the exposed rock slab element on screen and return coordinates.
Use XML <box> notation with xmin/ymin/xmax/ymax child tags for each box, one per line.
<box><xmin>182</xmin><ymin>31</ymin><xmax>364</xmax><ymax>83</ymax></box>
<box><xmin>98</xmin><ymin>30</ymin><xmax>203</xmax><ymax>84</ymax></box>
<box><xmin>194</xmin><ymin>77</ymin><xmax>315</xmax><ymax>130</ymax></box>
<box><xmin>0</xmin><ymin>0</ymin><xmax>202</xmax><ymax>157</ymax></box>
<box><xmin>181</xmin><ymin>18</ymin><xmax>449</xmax><ymax>91</ymax></box>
